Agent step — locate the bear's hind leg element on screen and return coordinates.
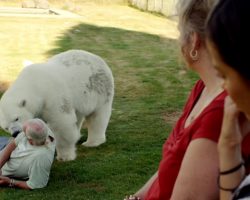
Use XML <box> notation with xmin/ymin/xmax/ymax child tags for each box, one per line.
<box><xmin>82</xmin><ymin>103</ymin><xmax>112</xmax><ymax>147</ymax></box>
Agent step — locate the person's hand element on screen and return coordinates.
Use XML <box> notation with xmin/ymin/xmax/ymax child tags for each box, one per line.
<box><xmin>219</xmin><ymin>96</ymin><xmax>250</xmax><ymax>146</ymax></box>
<box><xmin>0</xmin><ymin>176</ymin><xmax>10</xmax><ymax>186</ymax></box>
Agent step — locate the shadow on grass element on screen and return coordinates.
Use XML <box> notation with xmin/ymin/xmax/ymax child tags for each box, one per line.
<box><xmin>46</xmin><ymin>23</ymin><xmax>192</xmax><ymax>99</ymax></box>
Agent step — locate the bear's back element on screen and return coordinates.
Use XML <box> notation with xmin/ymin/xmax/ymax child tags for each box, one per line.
<box><xmin>47</xmin><ymin>50</ymin><xmax>113</xmax><ymax>83</ymax></box>
<box><xmin>5</xmin><ymin>50</ymin><xmax>114</xmax><ymax>110</ymax></box>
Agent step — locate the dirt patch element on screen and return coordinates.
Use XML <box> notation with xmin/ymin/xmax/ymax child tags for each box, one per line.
<box><xmin>162</xmin><ymin>111</ymin><xmax>182</xmax><ymax>125</ymax></box>
<box><xmin>0</xmin><ymin>81</ymin><xmax>10</xmax><ymax>93</ymax></box>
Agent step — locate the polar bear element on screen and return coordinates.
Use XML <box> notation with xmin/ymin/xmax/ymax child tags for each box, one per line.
<box><xmin>0</xmin><ymin>49</ymin><xmax>114</xmax><ymax>161</ymax></box>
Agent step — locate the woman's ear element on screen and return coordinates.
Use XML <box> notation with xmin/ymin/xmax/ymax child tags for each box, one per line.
<box><xmin>191</xmin><ymin>32</ymin><xmax>201</xmax><ymax>50</ymax></box>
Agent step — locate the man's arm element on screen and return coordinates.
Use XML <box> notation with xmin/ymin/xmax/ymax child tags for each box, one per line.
<box><xmin>0</xmin><ymin>139</ymin><xmax>16</xmax><ymax>170</ymax></box>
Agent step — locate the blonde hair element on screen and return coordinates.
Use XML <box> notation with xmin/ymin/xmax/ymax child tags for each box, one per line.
<box><xmin>24</xmin><ymin>118</ymin><xmax>48</xmax><ymax>146</ymax></box>
<box><xmin>176</xmin><ymin>0</ymin><xmax>217</xmax><ymax>46</ymax></box>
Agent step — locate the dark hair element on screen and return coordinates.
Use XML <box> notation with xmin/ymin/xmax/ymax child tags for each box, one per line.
<box><xmin>206</xmin><ymin>0</ymin><xmax>250</xmax><ymax>79</ymax></box>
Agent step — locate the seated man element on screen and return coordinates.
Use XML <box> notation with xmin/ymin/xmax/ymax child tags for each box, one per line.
<box><xmin>0</xmin><ymin>118</ymin><xmax>56</xmax><ymax>189</ymax></box>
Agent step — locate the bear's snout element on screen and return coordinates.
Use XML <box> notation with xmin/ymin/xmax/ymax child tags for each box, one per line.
<box><xmin>12</xmin><ymin>129</ymin><xmax>21</xmax><ymax>138</ymax></box>
<box><xmin>9</xmin><ymin>123</ymin><xmax>23</xmax><ymax>137</ymax></box>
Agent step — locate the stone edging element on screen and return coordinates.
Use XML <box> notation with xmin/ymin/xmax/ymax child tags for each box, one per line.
<box><xmin>0</xmin><ymin>7</ymin><xmax>81</xmax><ymax>18</ymax></box>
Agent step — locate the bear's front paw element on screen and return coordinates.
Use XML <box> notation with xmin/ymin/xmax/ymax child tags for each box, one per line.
<box><xmin>56</xmin><ymin>151</ymin><xmax>76</xmax><ymax>161</ymax></box>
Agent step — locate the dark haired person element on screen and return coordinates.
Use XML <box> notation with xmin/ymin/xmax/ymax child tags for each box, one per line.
<box><xmin>206</xmin><ymin>0</ymin><xmax>250</xmax><ymax>199</ymax></box>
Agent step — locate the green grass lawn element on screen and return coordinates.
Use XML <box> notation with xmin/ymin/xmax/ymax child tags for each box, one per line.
<box><xmin>0</xmin><ymin>4</ymin><xmax>198</xmax><ymax>200</ymax></box>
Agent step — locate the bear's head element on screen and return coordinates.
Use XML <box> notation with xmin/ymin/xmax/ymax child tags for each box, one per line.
<box><xmin>0</xmin><ymin>98</ymin><xmax>34</xmax><ymax>137</ymax></box>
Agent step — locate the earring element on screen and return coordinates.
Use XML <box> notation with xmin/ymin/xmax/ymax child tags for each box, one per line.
<box><xmin>189</xmin><ymin>49</ymin><xmax>198</xmax><ymax>61</ymax></box>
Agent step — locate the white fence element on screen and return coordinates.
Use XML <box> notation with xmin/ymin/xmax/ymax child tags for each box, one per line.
<box><xmin>128</xmin><ymin>0</ymin><xmax>177</xmax><ymax>17</ymax></box>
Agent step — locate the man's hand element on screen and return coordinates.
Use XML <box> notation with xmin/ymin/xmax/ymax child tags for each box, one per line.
<box><xmin>0</xmin><ymin>176</ymin><xmax>10</xmax><ymax>186</ymax></box>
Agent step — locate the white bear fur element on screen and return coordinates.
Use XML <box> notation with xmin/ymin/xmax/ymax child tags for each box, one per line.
<box><xmin>0</xmin><ymin>50</ymin><xmax>114</xmax><ymax>161</ymax></box>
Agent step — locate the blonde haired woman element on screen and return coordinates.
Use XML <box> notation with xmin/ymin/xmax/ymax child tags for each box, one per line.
<box><xmin>123</xmin><ymin>0</ymin><xmax>250</xmax><ymax>199</ymax></box>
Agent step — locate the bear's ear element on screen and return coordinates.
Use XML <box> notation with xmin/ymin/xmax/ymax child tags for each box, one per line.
<box><xmin>19</xmin><ymin>99</ymin><xmax>26</xmax><ymax>107</ymax></box>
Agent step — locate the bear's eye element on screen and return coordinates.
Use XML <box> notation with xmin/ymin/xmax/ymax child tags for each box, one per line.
<box><xmin>14</xmin><ymin>117</ymin><xmax>19</xmax><ymax>122</ymax></box>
